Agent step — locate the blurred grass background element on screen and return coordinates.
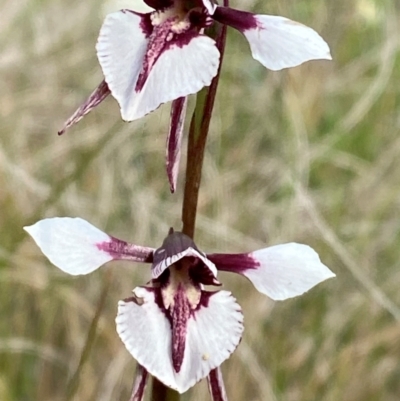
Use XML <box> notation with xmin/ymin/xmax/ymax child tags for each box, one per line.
<box><xmin>1</xmin><ymin>0</ymin><xmax>400</xmax><ymax>400</ymax></box>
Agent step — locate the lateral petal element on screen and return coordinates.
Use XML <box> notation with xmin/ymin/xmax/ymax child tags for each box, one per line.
<box><xmin>96</xmin><ymin>10</ymin><xmax>151</xmax><ymax>120</ymax></box>
<box><xmin>116</xmin><ymin>288</ymin><xmax>243</xmax><ymax>393</ymax></box>
<box><xmin>213</xmin><ymin>7</ymin><xmax>331</xmax><ymax>71</ymax></box>
<box><xmin>208</xmin><ymin>243</ymin><xmax>335</xmax><ymax>301</ymax></box>
<box><xmin>24</xmin><ymin>217</ymin><xmax>154</xmax><ymax>275</ymax></box>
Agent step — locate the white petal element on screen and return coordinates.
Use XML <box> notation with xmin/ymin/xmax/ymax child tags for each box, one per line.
<box><xmin>248</xmin><ymin>243</ymin><xmax>335</xmax><ymax>300</ymax></box>
<box><xmin>24</xmin><ymin>217</ymin><xmax>113</xmax><ymax>275</ymax></box>
<box><xmin>243</xmin><ymin>15</ymin><xmax>332</xmax><ymax>71</ymax></box>
<box><xmin>96</xmin><ymin>10</ymin><xmax>150</xmax><ymax>118</ymax></box>
<box><xmin>118</xmin><ymin>34</ymin><xmax>220</xmax><ymax>121</ymax></box>
<box><xmin>116</xmin><ymin>288</ymin><xmax>243</xmax><ymax>393</ymax></box>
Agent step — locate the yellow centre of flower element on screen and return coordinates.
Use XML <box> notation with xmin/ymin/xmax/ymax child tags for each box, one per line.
<box><xmin>161</xmin><ymin>259</ymin><xmax>201</xmax><ymax>310</ymax></box>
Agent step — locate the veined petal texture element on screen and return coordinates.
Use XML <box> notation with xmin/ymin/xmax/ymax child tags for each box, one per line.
<box><xmin>116</xmin><ymin>287</ymin><xmax>243</xmax><ymax>393</ymax></box>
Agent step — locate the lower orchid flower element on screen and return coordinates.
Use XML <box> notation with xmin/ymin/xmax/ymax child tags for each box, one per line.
<box><xmin>59</xmin><ymin>0</ymin><xmax>331</xmax><ymax>134</ymax></box>
<box><xmin>24</xmin><ymin>217</ymin><xmax>335</xmax><ymax>395</ymax></box>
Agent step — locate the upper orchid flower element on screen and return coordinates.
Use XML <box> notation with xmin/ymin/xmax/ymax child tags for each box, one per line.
<box><xmin>59</xmin><ymin>0</ymin><xmax>331</xmax><ymax>135</ymax></box>
<box><xmin>24</xmin><ymin>217</ymin><xmax>335</xmax><ymax>395</ymax></box>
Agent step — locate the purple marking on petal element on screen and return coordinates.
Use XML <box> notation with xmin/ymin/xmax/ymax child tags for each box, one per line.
<box><xmin>168</xmin><ymin>289</ymin><xmax>217</xmax><ymax>372</ymax></box>
<box><xmin>207</xmin><ymin>368</ymin><xmax>228</xmax><ymax>401</ymax></box>
<box><xmin>123</xmin><ymin>9</ymin><xmax>153</xmax><ymax>38</ymax></box>
<box><xmin>135</xmin><ymin>16</ymin><xmax>202</xmax><ymax>92</ymax></box>
<box><xmin>207</xmin><ymin>252</ymin><xmax>259</xmax><ymax>274</ymax></box>
<box><xmin>130</xmin><ymin>285</ymin><xmax>207</xmax><ymax>373</ymax></box>
<box><xmin>97</xmin><ymin>237</ymin><xmax>154</xmax><ymax>263</ymax></box>
<box><xmin>166</xmin><ymin>30</ymin><xmax>199</xmax><ymax>49</ymax></box>
<box><xmin>135</xmin><ymin>19</ymin><xmax>176</xmax><ymax>92</ymax></box>
<box><xmin>212</xmin><ymin>6</ymin><xmax>257</xmax><ymax>32</ymax></box>
<box><xmin>129</xmin><ymin>365</ymin><xmax>148</xmax><ymax>401</ymax></box>
<box><xmin>171</xmin><ymin>284</ymin><xmax>191</xmax><ymax>372</ymax></box>
<box><xmin>58</xmin><ymin>80</ymin><xmax>110</xmax><ymax>135</ymax></box>
<box><xmin>166</xmin><ymin>97</ymin><xmax>188</xmax><ymax>193</ymax></box>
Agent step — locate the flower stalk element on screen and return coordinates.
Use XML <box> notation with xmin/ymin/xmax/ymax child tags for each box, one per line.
<box><xmin>182</xmin><ymin>16</ymin><xmax>228</xmax><ymax>239</ymax></box>
<box><xmin>152</xmin><ymin>8</ymin><xmax>228</xmax><ymax>401</ymax></box>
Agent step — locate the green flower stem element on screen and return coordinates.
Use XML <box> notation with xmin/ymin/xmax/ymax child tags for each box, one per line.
<box><xmin>182</xmin><ymin>21</ymin><xmax>228</xmax><ymax>239</ymax></box>
<box><xmin>151</xmin><ymin>378</ymin><xmax>180</xmax><ymax>401</ymax></box>
<box><xmin>65</xmin><ymin>270</ymin><xmax>113</xmax><ymax>400</ymax></box>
